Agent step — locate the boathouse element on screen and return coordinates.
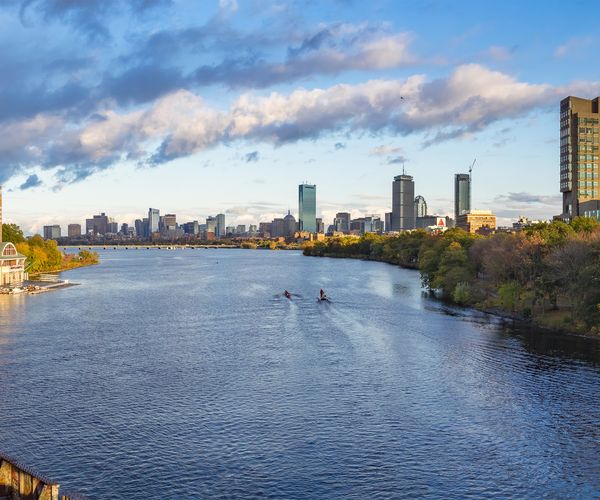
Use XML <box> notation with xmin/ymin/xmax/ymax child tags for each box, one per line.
<box><xmin>0</xmin><ymin>242</ymin><xmax>27</xmax><ymax>286</ymax></box>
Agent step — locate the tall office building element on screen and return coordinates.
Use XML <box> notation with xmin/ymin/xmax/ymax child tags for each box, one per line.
<box><xmin>148</xmin><ymin>208</ymin><xmax>160</xmax><ymax>234</ymax></box>
<box><xmin>163</xmin><ymin>214</ymin><xmax>177</xmax><ymax>230</ymax></box>
<box><xmin>68</xmin><ymin>224</ymin><xmax>81</xmax><ymax>238</ymax></box>
<box><xmin>134</xmin><ymin>219</ymin><xmax>144</xmax><ymax>238</ymax></box>
<box><xmin>560</xmin><ymin>96</ymin><xmax>600</xmax><ymax>218</ymax></box>
<box><xmin>86</xmin><ymin>213</ymin><xmax>109</xmax><ymax>235</ymax></box>
<box><xmin>454</xmin><ymin>174</ymin><xmax>471</xmax><ymax>222</ymax></box>
<box><xmin>216</xmin><ymin>214</ymin><xmax>226</xmax><ymax>238</ymax></box>
<box><xmin>334</xmin><ymin>212</ymin><xmax>350</xmax><ymax>233</ymax></box>
<box><xmin>298</xmin><ymin>184</ymin><xmax>317</xmax><ymax>233</ymax></box>
<box><xmin>414</xmin><ymin>195</ymin><xmax>427</xmax><ymax>218</ymax></box>
<box><xmin>107</xmin><ymin>221</ymin><xmax>119</xmax><ymax>234</ymax></box>
<box><xmin>391</xmin><ymin>174</ymin><xmax>415</xmax><ymax>231</ymax></box>
<box><xmin>43</xmin><ymin>225</ymin><xmax>61</xmax><ymax>239</ymax></box>
<box><xmin>206</xmin><ymin>216</ymin><xmax>217</xmax><ymax>234</ymax></box>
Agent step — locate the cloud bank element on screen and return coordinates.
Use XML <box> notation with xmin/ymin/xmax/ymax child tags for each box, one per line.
<box><xmin>2</xmin><ymin>63</ymin><xmax>598</xmax><ymax>185</ymax></box>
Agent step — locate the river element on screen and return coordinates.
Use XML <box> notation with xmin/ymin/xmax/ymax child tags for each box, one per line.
<box><xmin>0</xmin><ymin>249</ymin><xmax>599</xmax><ymax>498</ymax></box>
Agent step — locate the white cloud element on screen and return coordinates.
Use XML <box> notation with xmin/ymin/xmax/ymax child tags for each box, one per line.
<box><xmin>2</xmin><ymin>64</ymin><xmax>599</xmax><ymax>185</ymax></box>
<box><xmin>554</xmin><ymin>36</ymin><xmax>593</xmax><ymax>58</ymax></box>
<box><xmin>369</xmin><ymin>144</ymin><xmax>404</xmax><ymax>156</ymax></box>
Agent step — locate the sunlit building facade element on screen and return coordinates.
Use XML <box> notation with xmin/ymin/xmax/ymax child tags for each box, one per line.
<box><xmin>298</xmin><ymin>184</ymin><xmax>317</xmax><ymax>232</ymax></box>
<box><xmin>560</xmin><ymin>96</ymin><xmax>600</xmax><ymax>219</ymax></box>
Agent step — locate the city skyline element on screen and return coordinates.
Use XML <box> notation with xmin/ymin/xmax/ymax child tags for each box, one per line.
<box><xmin>1</xmin><ymin>1</ymin><xmax>600</xmax><ymax>233</ymax></box>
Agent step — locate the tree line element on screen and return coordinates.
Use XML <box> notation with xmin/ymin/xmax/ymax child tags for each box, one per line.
<box><xmin>2</xmin><ymin>224</ymin><xmax>99</xmax><ymax>273</ymax></box>
<box><xmin>303</xmin><ymin>219</ymin><xmax>600</xmax><ymax>334</ymax></box>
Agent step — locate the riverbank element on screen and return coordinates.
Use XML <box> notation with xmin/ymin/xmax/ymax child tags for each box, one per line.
<box><xmin>303</xmin><ymin>223</ymin><xmax>600</xmax><ymax>337</ymax></box>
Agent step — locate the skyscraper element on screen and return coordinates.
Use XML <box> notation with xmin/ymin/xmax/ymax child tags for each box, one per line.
<box><xmin>163</xmin><ymin>214</ymin><xmax>177</xmax><ymax>230</ymax></box>
<box><xmin>134</xmin><ymin>219</ymin><xmax>144</xmax><ymax>238</ymax></box>
<box><xmin>298</xmin><ymin>184</ymin><xmax>316</xmax><ymax>233</ymax></box>
<box><xmin>334</xmin><ymin>212</ymin><xmax>350</xmax><ymax>233</ymax></box>
<box><xmin>454</xmin><ymin>174</ymin><xmax>471</xmax><ymax>222</ymax></box>
<box><xmin>86</xmin><ymin>213</ymin><xmax>109</xmax><ymax>235</ymax></box>
<box><xmin>206</xmin><ymin>216</ymin><xmax>216</xmax><ymax>234</ymax></box>
<box><xmin>560</xmin><ymin>96</ymin><xmax>600</xmax><ymax>218</ymax></box>
<box><xmin>148</xmin><ymin>208</ymin><xmax>160</xmax><ymax>234</ymax></box>
<box><xmin>414</xmin><ymin>195</ymin><xmax>427</xmax><ymax>218</ymax></box>
<box><xmin>391</xmin><ymin>174</ymin><xmax>415</xmax><ymax>231</ymax></box>
<box><xmin>216</xmin><ymin>214</ymin><xmax>226</xmax><ymax>238</ymax></box>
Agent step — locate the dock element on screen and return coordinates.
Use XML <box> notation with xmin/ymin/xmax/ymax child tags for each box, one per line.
<box><xmin>0</xmin><ymin>450</ymin><xmax>83</xmax><ymax>500</ymax></box>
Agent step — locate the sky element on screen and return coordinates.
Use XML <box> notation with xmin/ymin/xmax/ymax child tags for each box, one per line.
<box><xmin>1</xmin><ymin>0</ymin><xmax>600</xmax><ymax>234</ymax></box>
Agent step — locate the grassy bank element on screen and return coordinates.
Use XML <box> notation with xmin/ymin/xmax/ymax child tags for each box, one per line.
<box><xmin>304</xmin><ymin>220</ymin><xmax>600</xmax><ymax>336</ymax></box>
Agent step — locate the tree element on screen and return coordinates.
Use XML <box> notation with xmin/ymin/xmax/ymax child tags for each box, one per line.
<box><xmin>570</xmin><ymin>216</ymin><xmax>600</xmax><ymax>234</ymax></box>
<box><xmin>2</xmin><ymin>223</ymin><xmax>25</xmax><ymax>243</ymax></box>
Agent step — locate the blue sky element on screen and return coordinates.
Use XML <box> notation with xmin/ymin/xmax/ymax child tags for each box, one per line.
<box><xmin>1</xmin><ymin>0</ymin><xmax>599</xmax><ymax>233</ymax></box>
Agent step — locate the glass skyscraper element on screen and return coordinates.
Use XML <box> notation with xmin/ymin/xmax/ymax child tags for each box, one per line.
<box><xmin>298</xmin><ymin>184</ymin><xmax>317</xmax><ymax>232</ymax></box>
<box><xmin>414</xmin><ymin>195</ymin><xmax>427</xmax><ymax>218</ymax></box>
<box><xmin>148</xmin><ymin>208</ymin><xmax>160</xmax><ymax>234</ymax></box>
<box><xmin>454</xmin><ymin>174</ymin><xmax>471</xmax><ymax>222</ymax></box>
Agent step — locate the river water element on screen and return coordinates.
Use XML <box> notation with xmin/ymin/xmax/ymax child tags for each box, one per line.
<box><xmin>0</xmin><ymin>249</ymin><xmax>598</xmax><ymax>498</ymax></box>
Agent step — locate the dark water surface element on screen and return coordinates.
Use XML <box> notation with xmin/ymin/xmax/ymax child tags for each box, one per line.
<box><xmin>1</xmin><ymin>249</ymin><xmax>599</xmax><ymax>498</ymax></box>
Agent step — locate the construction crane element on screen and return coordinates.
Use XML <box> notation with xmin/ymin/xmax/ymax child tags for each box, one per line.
<box><xmin>468</xmin><ymin>158</ymin><xmax>476</xmax><ymax>179</ymax></box>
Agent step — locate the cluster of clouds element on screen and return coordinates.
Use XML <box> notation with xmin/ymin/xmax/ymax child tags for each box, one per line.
<box><xmin>0</xmin><ymin>0</ymin><xmax>599</xmax><ymax>192</ymax></box>
<box><xmin>5</xmin><ymin>63</ymin><xmax>599</xmax><ymax>188</ymax></box>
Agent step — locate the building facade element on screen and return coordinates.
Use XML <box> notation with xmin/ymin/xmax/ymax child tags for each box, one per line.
<box><xmin>86</xmin><ymin>213</ymin><xmax>109</xmax><ymax>235</ymax></box>
<box><xmin>456</xmin><ymin>210</ymin><xmax>496</xmax><ymax>234</ymax></box>
<box><xmin>298</xmin><ymin>184</ymin><xmax>317</xmax><ymax>232</ymax></box>
<box><xmin>0</xmin><ymin>242</ymin><xmax>27</xmax><ymax>286</ymax></box>
<box><xmin>43</xmin><ymin>225</ymin><xmax>61</xmax><ymax>240</ymax></box>
<box><xmin>392</xmin><ymin>174</ymin><xmax>415</xmax><ymax>231</ymax></box>
<box><xmin>68</xmin><ymin>224</ymin><xmax>81</xmax><ymax>238</ymax></box>
<box><xmin>215</xmin><ymin>214</ymin><xmax>226</xmax><ymax>238</ymax></box>
<box><xmin>283</xmin><ymin>211</ymin><xmax>297</xmax><ymax>237</ymax></box>
<box><xmin>454</xmin><ymin>173</ymin><xmax>471</xmax><ymax>222</ymax></box>
<box><xmin>560</xmin><ymin>96</ymin><xmax>600</xmax><ymax>219</ymax></box>
<box><xmin>414</xmin><ymin>195</ymin><xmax>427</xmax><ymax>218</ymax></box>
<box><xmin>148</xmin><ymin>208</ymin><xmax>160</xmax><ymax>234</ymax></box>
<box><xmin>333</xmin><ymin>212</ymin><xmax>350</xmax><ymax>233</ymax></box>
<box><xmin>579</xmin><ymin>199</ymin><xmax>600</xmax><ymax>221</ymax></box>
<box><xmin>416</xmin><ymin>215</ymin><xmax>453</xmax><ymax>231</ymax></box>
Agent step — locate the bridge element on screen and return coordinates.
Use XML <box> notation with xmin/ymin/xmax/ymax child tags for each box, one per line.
<box><xmin>61</xmin><ymin>244</ymin><xmax>238</xmax><ymax>251</ymax></box>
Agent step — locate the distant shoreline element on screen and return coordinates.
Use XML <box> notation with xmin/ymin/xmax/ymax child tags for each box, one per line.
<box><xmin>304</xmin><ymin>253</ymin><xmax>600</xmax><ymax>341</ymax></box>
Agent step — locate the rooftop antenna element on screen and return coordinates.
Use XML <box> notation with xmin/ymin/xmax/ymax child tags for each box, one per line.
<box><xmin>402</xmin><ymin>161</ymin><xmax>406</xmax><ymax>175</ymax></box>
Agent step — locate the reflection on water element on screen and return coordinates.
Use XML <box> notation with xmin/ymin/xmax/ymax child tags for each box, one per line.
<box><xmin>0</xmin><ymin>250</ymin><xmax>598</xmax><ymax>499</ymax></box>
<box><xmin>0</xmin><ymin>294</ymin><xmax>25</xmax><ymax>347</ymax></box>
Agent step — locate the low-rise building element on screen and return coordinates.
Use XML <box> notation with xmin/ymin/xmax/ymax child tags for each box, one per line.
<box><xmin>416</xmin><ymin>215</ymin><xmax>453</xmax><ymax>232</ymax></box>
<box><xmin>0</xmin><ymin>242</ymin><xmax>27</xmax><ymax>286</ymax></box>
<box><xmin>456</xmin><ymin>210</ymin><xmax>496</xmax><ymax>235</ymax></box>
<box><xmin>579</xmin><ymin>200</ymin><xmax>600</xmax><ymax>221</ymax></box>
